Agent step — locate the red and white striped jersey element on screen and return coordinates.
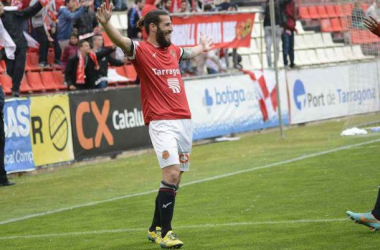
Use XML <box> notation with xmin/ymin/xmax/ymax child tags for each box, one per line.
<box><xmin>128</xmin><ymin>40</ymin><xmax>191</xmax><ymax>125</ymax></box>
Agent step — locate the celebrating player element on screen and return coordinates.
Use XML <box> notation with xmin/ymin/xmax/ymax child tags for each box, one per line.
<box><xmin>96</xmin><ymin>3</ymin><xmax>213</xmax><ymax>248</ymax></box>
<box><xmin>346</xmin><ymin>16</ymin><xmax>380</xmax><ymax>232</ymax></box>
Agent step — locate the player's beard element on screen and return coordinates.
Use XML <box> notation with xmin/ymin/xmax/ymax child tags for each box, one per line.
<box><xmin>156</xmin><ymin>27</ymin><xmax>172</xmax><ymax>48</ymax></box>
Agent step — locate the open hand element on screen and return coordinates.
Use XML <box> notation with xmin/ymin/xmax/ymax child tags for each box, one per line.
<box><xmin>364</xmin><ymin>16</ymin><xmax>378</xmax><ymax>32</ymax></box>
<box><xmin>199</xmin><ymin>33</ymin><xmax>214</xmax><ymax>52</ymax></box>
<box><xmin>96</xmin><ymin>2</ymin><xmax>113</xmax><ymax>25</ymax></box>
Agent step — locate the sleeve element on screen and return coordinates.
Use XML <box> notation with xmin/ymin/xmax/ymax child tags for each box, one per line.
<box><xmin>126</xmin><ymin>40</ymin><xmax>138</xmax><ymax>60</ymax></box>
<box><xmin>19</xmin><ymin>1</ymin><xmax>43</xmax><ymax>20</ymax></box>
<box><xmin>174</xmin><ymin>45</ymin><xmax>184</xmax><ymax>63</ymax></box>
<box><xmin>96</xmin><ymin>47</ymin><xmax>115</xmax><ymax>60</ymax></box>
<box><xmin>107</xmin><ymin>55</ymin><xmax>124</xmax><ymax>66</ymax></box>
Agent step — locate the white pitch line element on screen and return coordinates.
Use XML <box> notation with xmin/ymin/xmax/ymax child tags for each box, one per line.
<box><xmin>0</xmin><ymin>218</ymin><xmax>348</xmax><ymax>241</ymax></box>
<box><xmin>1</xmin><ymin>138</ymin><xmax>380</xmax><ymax>226</ymax></box>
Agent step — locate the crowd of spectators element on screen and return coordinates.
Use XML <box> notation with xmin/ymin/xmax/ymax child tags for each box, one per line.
<box><xmin>0</xmin><ymin>0</ymin><xmax>252</xmax><ymax>96</ymax></box>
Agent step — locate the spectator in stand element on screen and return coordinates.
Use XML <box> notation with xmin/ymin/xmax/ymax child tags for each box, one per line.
<box><xmin>57</xmin><ymin>0</ymin><xmax>88</xmax><ymax>51</ymax></box>
<box><xmin>205</xmin><ymin>49</ymin><xmax>224</xmax><ymax>74</ymax></box>
<box><xmin>352</xmin><ymin>2</ymin><xmax>365</xmax><ymax>29</ymax></box>
<box><xmin>160</xmin><ymin>0</ymin><xmax>171</xmax><ymax>12</ymax></box>
<box><xmin>29</xmin><ymin>0</ymin><xmax>49</xmax><ymax>67</ymax></box>
<box><xmin>280</xmin><ymin>0</ymin><xmax>296</xmax><ymax>69</ymax></box>
<box><xmin>216</xmin><ymin>0</ymin><xmax>231</xmax><ymax>11</ymax></box>
<box><xmin>92</xmin><ymin>33</ymin><xmax>124</xmax><ymax>89</ymax></box>
<box><xmin>142</xmin><ymin>0</ymin><xmax>160</xmax><ymax>17</ymax></box>
<box><xmin>366</xmin><ymin>0</ymin><xmax>380</xmax><ymax>22</ymax></box>
<box><xmin>177</xmin><ymin>0</ymin><xmax>188</xmax><ymax>13</ymax></box>
<box><xmin>0</xmin><ymin>0</ymin><xmax>43</xmax><ymax>97</ymax></box>
<box><xmin>0</xmin><ymin>87</ymin><xmax>15</xmax><ymax>187</ymax></box>
<box><xmin>127</xmin><ymin>0</ymin><xmax>144</xmax><ymax>40</ymax></box>
<box><xmin>65</xmin><ymin>39</ymin><xmax>117</xmax><ymax>90</ymax></box>
<box><xmin>113</xmin><ymin>0</ymin><xmax>127</xmax><ymax>11</ymax></box>
<box><xmin>74</xmin><ymin>0</ymin><xmax>99</xmax><ymax>37</ymax></box>
<box><xmin>61</xmin><ymin>32</ymin><xmax>79</xmax><ymax>72</ymax></box>
<box><xmin>261</xmin><ymin>0</ymin><xmax>282</xmax><ymax>68</ymax></box>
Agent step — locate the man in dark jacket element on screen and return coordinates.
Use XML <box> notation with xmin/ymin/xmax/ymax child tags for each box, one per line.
<box><xmin>65</xmin><ymin>39</ymin><xmax>116</xmax><ymax>90</ymax></box>
<box><xmin>280</xmin><ymin>0</ymin><xmax>296</xmax><ymax>68</ymax></box>
<box><xmin>92</xmin><ymin>34</ymin><xmax>124</xmax><ymax>89</ymax></box>
<box><xmin>0</xmin><ymin>0</ymin><xmax>43</xmax><ymax>97</ymax></box>
<box><xmin>0</xmin><ymin>87</ymin><xmax>15</xmax><ymax>187</ymax></box>
<box><xmin>74</xmin><ymin>0</ymin><xmax>99</xmax><ymax>36</ymax></box>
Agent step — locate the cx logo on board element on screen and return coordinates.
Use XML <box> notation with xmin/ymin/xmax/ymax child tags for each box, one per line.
<box><xmin>76</xmin><ymin>100</ymin><xmax>114</xmax><ymax>150</ymax></box>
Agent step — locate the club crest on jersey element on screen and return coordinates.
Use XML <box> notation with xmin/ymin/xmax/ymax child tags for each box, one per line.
<box><xmin>170</xmin><ymin>50</ymin><xmax>176</xmax><ymax>58</ymax></box>
<box><xmin>162</xmin><ymin>150</ymin><xmax>170</xmax><ymax>160</ymax></box>
<box><xmin>152</xmin><ymin>52</ymin><xmax>156</xmax><ymax>58</ymax></box>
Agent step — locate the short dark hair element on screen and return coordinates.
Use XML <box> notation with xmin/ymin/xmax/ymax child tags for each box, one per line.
<box><xmin>137</xmin><ymin>9</ymin><xmax>171</xmax><ymax>35</ymax></box>
<box><xmin>92</xmin><ymin>33</ymin><xmax>103</xmax><ymax>42</ymax></box>
<box><xmin>79</xmin><ymin>39</ymin><xmax>89</xmax><ymax>48</ymax></box>
<box><xmin>135</xmin><ymin>0</ymin><xmax>143</xmax><ymax>4</ymax></box>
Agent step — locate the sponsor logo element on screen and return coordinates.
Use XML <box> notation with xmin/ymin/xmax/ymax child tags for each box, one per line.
<box><xmin>163</xmin><ymin>202</ymin><xmax>173</xmax><ymax>208</ymax></box>
<box><xmin>293</xmin><ymin>80</ymin><xmax>306</xmax><ymax>110</ymax></box>
<box><xmin>4</xmin><ymin>104</ymin><xmax>30</xmax><ymax>138</ymax></box>
<box><xmin>49</xmin><ymin>106</ymin><xmax>69</xmax><ymax>151</ymax></box>
<box><xmin>112</xmin><ymin>108</ymin><xmax>144</xmax><ymax>130</ymax></box>
<box><xmin>293</xmin><ymin>79</ymin><xmax>377</xmax><ymax>111</ymax></box>
<box><xmin>31</xmin><ymin>105</ymin><xmax>69</xmax><ymax>151</ymax></box>
<box><xmin>152</xmin><ymin>68</ymin><xmax>181</xmax><ymax>77</ymax></box>
<box><xmin>167</xmin><ymin>78</ymin><xmax>181</xmax><ymax>94</ymax></box>
<box><xmin>203</xmin><ymin>86</ymin><xmax>247</xmax><ymax>108</ymax></box>
<box><xmin>76</xmin><ymin>100</ymin><xmax>114</xmax><ymax>150</ymax></box>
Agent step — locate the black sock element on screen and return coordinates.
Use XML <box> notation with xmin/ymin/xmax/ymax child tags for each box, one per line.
<box><xmin>372</xmin><ymin>186</ymin><xmax>380</xmax><ymax>220</ymax></box>
<box><xmin>149</xmin><ymin>195</ymin><xmax>160</xmax><ymax>232</ymax></box>
<box><xmin>158</xmin><ymin>188</ymin><xmax>176</xmax><ymax>238</ymax></box>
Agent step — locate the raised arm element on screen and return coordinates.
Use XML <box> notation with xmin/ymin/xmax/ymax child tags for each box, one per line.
<box><xmin>181</xmin><ymin>33</ymin><xmax>214</xmax><ymax>60</ymax></box>
<box><xmin>19</xmin><ymin>1</ymin><xmax>43</xmax><ymax>20</ymax></box>
<box><xmin>96</xmin><ymin>3</ymin><xmax>132</xmax><ymax>56</ymax></box>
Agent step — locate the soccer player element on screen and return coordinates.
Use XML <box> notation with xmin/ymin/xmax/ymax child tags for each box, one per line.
<box><xmin>346</xmin><ymin>16</ymin><xmax>380</xmax><ymax>232</ymax></box>
<box><xmin>96</xmin><ymin>3</ymin><xmax>213</xmax><ymax>248</ymax></box>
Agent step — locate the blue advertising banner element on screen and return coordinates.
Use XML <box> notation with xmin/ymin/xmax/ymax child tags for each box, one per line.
<box><xmin>184</xmin><ymin>72</ymin><xmax>289</xmax><ymax>140</ymax></box>
<box><xmin>4</xmin><ymin>98</ymin><xmax>34</xmax><ymax>173</ymax></box>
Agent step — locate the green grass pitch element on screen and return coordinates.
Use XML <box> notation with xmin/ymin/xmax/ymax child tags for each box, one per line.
<box><xmin>1</xmin><ymin>119</ymin><xmax>380</xmax><ymax>249</ymax></box>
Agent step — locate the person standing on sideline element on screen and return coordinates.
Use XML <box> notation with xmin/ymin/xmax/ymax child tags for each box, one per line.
<box><xmin>261</xmin><ymin>0</ymin><xmax>282</xmax><ymax>68</ymax></box>
<box><xmin>280</xmin><ymin>0</ymin><xmax>296</xmax><ymax>69</ymax></box>
<box><xmin>96</xmin><ymin>4</ymin><xmax>213</xmax><ymax>248</ymax></box>
<box><xmin>0</xmin><ymin>0</ymin><xmax>43</xmax><ymax>97</ymax></box>
<box><xmin>346</xmin><ymin>16</ymin><xmax>380</xmax><ymax>231</ymax></box>
<box><xmin>0</xmin><ymin>86</ymin><xmax>15</xmax><ymax>187</ymax></box>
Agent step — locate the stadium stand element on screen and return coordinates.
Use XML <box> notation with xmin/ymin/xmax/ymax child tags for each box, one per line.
<box><xmin>238</xmin><ymin>1</ymin><xmax>375</xmax><ymax>70</ymax></box>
